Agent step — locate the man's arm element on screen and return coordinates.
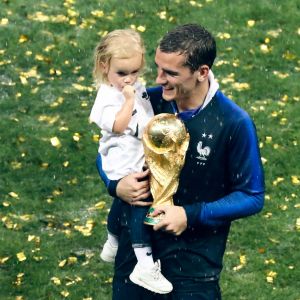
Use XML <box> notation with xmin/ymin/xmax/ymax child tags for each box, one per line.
<box><xmin>96</xmin><ymin>153</ymin><xmax>151</xmax><ymax>206</ymax></box>
<box><xmin>153</xmin><ymin>191</ymin><xmax>264</xmax><ymax>235</ymax></box>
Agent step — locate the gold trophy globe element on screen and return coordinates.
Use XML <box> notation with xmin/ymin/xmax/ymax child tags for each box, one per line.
<box><xmin>142</xmin><ymin>113</ymin><xmax>190</xmax><ymax>225</ymax></box>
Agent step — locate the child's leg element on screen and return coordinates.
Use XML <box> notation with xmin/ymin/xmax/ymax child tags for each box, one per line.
<box><xmin>106</xmin><ymin>198</ymin><xmax>124</xmax><ymax>245</ymax></box>
<box><xmin>130</xmin><ymin>205</ymin><xmax>155</xmax><ymax>267</ymax></box>
<box><xmin>101</xmin><ymin>198</ymin><xmax>124</xmax><ymax>262</ymax></box>
<box><xmin>129</xmin><ymin>203</ymin><xmax>173</xmax><ymax>294</ymax></box>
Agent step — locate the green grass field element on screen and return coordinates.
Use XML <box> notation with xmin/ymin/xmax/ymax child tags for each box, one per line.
<box><xmin>0</xmin><ymin>0</ymin><xmax>299</xmax><ymax>299</ymax></box>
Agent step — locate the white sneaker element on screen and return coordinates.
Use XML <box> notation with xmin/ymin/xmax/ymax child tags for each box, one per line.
<box><xmin>129</xmin><ymin>260</ymin><xmax>173</xmax><ymax>294</ymax></box>
<box><xmin>100</xmin><ymin>240</ymin><xmax>118</xmax><ymax>262</ymax></box>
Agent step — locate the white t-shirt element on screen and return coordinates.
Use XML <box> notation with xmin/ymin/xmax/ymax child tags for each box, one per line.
<box><xmin>89</xmin><ymin>82</ymin><xmax>154</xmax><ymax>180</ymax></box>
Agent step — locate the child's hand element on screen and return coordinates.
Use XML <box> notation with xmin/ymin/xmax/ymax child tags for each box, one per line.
<box><xmin>122</xmin><ymin>85</ymin><xmax>135</xmax><ymax>101</ymax></box>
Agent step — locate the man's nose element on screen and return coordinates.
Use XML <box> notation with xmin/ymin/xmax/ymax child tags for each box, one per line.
<box><xmin>156</xmin><ymin>69</ymin><xmax>166</xmax><ymax>84</ymax></box>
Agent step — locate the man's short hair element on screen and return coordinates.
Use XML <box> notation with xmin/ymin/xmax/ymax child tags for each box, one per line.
<box><xmin>159</xmin><ymin>24</ymin><xmax>216</xmax><ymax>71</ymax></box>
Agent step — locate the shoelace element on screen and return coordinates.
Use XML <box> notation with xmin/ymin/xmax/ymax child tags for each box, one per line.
<box><xmin>152</xmin><ymin>261</ymin><xmax>162</xmax><ymax>280</ymax></box>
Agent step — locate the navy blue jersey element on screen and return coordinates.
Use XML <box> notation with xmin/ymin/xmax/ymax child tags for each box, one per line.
<box><xmin>146</xmin><ymin>86</ymin><xmax>264</xmax><ymax>282</ymax></box>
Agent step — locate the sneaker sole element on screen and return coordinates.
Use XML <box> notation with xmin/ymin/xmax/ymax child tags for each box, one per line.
<box><xmin>129</xmin><ymin>273</ymin><xmax>173</xmax><ymax>294</ymax></box>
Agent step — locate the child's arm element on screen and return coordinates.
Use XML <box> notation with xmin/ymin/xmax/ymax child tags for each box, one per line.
<box><xmin>112</xmin><ymin>85</ymin><xmax>135</xmax><ymax>134</ymax></box>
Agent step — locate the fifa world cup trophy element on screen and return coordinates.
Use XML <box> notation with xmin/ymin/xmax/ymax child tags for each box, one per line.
<box><xmin>142</xmin><ymin>113</ymin><xmax>190</xmax><ymax>225</ymax></box>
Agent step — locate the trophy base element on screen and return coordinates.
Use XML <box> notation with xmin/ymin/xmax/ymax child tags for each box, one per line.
<box><xmin>144</xmin><ymin>207</ymin><xmax>165</xmax><ymax>226</ymax></box>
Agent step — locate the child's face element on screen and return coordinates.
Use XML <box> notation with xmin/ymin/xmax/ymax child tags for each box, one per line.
<box><xmin>104</xmin><ymin>53</ymin><xmax>143</xmax><ymax>91</ymax></box>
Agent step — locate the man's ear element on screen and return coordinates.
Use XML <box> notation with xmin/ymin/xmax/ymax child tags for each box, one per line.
<box><xmin>196</xmin><ymin>65</ymin><xmax>210</xmax><ymax>82</ymax></box>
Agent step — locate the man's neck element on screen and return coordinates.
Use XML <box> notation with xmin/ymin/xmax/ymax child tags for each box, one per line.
<box><xmin>176</xmin><ymin>80</ymin><xmax>210</xmax><ymax>112</ymax></box>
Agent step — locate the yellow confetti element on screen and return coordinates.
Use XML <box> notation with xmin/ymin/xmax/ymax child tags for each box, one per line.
<box><xmin>247</xmin><ymin>20</ymin><xmax>255</xmax><ymax>27</ymax></box>
<box><xmin>282</xmin><ymin>51</ymin><xmax>296</xmax><ymax>60</ymax></box>
<box><xmin>279</xmin><ymin>205</ymin><xmax>288</xmax><ymax>211</ymax></box>
<box><xmin>265</xmin><ymin>259</ymin><xmax>276</xmax><ymax>265</ymax></box>
<box><xmin>50</xmin><ymin>137</ymin><xmax>62</xmax><ymax>148</ymax></box>
<box><xmin>217</xmin><ymin>32</ymin><xmax>231</xmax><ymax>40</ymax></box>
<box><xmin>279</xmin><ymin>118</ymin><xmax>287</xmax><ymax>125</ymax></box>
<box><xmin>19</xmin><ymin>34</ymin><xmax>29</xmax><ymax>43</ymax></box>
<box><xmin>265</xmin><ymin>136</ymin><xmax>272</xmax><ymax>143</ymax></box>
<box><xmin>261</xmin><ymin>157</ymin><xmax>267</xmax><ymax>164</ymax></box>
<box><xmin>231</xmin><ymin>82</ymin><xmax>250</xmax><ymax>91</ymax></box>
<box><xmin>296</xmin><ymin>218</ymin><xmax>300</xmax><ymax>230</ymax></box>
<box><xmin>67</xmin><ymin>256</ymin><xmax>78</xmax><ymax>264</ymax></box>
<box><xmin>59</xmin><ymin>259</ymin><xmax>67</xmax><ymax>267</ymax></box>
<box><xmin>291</xmin><ymin>176</ymin><xmax>300</xmax><ymax>185</ymax></box>
<box><xmin>73</xmin><ymin>132</ymin><xmax>81</xmax><ymax>142</ymax></box>
<box><xmin>273</xmin><ymin>71</ymin><xmax>289</xmax><ymax>79</ymax></box>
<box><xmin>72</xmin><ymin>83</ymin><xmax>93</xmax><ymax>92</ymax></box>
<box><xmin>105</xmin><ymin>277</ymin><xmax>113</xmax><ymax>283</ymax></box>
<box><xmin>61</xmin><ymin>290</ymin><xmax>70</xmax><ymax>297</ymax></box>
<box><xmin>266</xmin><ymin>271</ymin><xmax>277</xmax><ymax>283</ymax></box>
<box><xmin>9</xmin><ymin>192</ymin><xmax>19</xmax><ymax>199</ymax></box>
<box><xmin>92</xmin><ymin>134</ymin><xmax>100</xmax><ymax>142</ymax></box>
<box><xmin>16</xmin><ymin>252</ymin><xmax>26</xmax><ymax>262</ymax></box>
<box><xmin>0</xmin><ymin>18</ymin><xmax>9</xmax><ymax>26</ymax></box>
<box><xmin>240</xmin><ymin>255</ymin><xmax>247</xmax><ymax>265</ymax></box>
<box><xmin>51</xmin><ymin>276</ymin><xmax>61</xmax><ymax>285</ymax></box>
<box><xmin>91</xmin><ymin>10</ymin><xmax>104</xmax><ymax>17</ymax></box>
<box><xmin>273</xmin><ymin>177</ymin><xmax>284</xmax><ymax>186</ymax></box>
<box><xmin>0</xmin><ymin>256</ymin><xmax>10</xmax><ymax>264</ymax></box>
<box><xmin>95</xmin><ymin>201</ymin><xmax>106</xmax><ymax>209</ymax></box>
<box><xmin>260</xmin><ymin>44</ymin><xmax>271</xmax><ymax>53</ymax></box>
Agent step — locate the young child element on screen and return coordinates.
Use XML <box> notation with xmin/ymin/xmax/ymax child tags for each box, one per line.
<box><xmin>89</xmin><ymin>29</ymin><xmax>173</xmax><ymax>294</ymax></box>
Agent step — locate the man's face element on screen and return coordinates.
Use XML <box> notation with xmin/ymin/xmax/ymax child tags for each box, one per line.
<box><xmin>155</xmin><ymin>48</ymin><xmax>200</xmax><ymax>102</ymax></box>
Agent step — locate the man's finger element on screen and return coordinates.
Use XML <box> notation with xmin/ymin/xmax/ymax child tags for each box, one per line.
<box><xmin>132</xmin><ymin>200</ymin><xmax>152</xmax><ymax>207</ymax></box>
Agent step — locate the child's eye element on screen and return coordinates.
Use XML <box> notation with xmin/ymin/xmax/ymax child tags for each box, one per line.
<box><xmin>117</xmin><ymin>71</ymin><xmax>126</xmax><ymax>76</ymax></box>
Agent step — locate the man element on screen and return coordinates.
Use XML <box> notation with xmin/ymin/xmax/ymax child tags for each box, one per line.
<box><xmin>97</xmin><ymin>24</ymin><xmax>264</xmax><ymax>299</ymax></box>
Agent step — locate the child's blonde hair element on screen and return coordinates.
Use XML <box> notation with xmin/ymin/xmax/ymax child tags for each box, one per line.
<box><xmin>93</xmin><ymin>29</ymin><xmax>145</xmax><ymax>88</ymax></box>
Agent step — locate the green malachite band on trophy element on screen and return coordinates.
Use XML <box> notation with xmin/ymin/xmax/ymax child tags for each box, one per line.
<box><xmin>144</xmin><ymin>207</ymin><xmax>165</xmax><ymax>225</ymax></box>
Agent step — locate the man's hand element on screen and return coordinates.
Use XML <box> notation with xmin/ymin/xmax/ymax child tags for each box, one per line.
<box><xmin>116</xmin><ymin>169</ymin><xmax>152</xmax><ymax>206</ymax></box>
<box><xmin>153</xmin><ymin>205</ymin><xmax>187</xmax><ymax>236</ymax></box>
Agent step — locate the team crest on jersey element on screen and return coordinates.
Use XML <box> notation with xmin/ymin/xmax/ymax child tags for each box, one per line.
<box><xmin>196</xmin><ymin>141</ymin><xmax>211</xmax><ymax>161</ymax></box>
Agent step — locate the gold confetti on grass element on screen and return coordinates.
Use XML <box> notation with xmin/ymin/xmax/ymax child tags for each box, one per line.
<box><xmin>72</xmin><ymin>83</ymin><xmax>93</xmax><ymax>92</ymax></box>
<box><xmin>273</xmin><ymin>71</ymin><xmax>289</xmax><ymax>79</ymax></box>
<box><xmin>19</xmin><ymin>34</ymin><xmax>29</xmax><ymax>43</ymax></box>
<box><xmin>291</xmin><ymin>176</ymin><xmax>300</xmax><ymax>185</ymax></box>
<box><xmin>60</xmin><ymin>290</ymin><xmax>70</xmax><ymax>298</ymax></box>
<box><xmin>0</xmin><ymin>256</ymin><xmax>10</xmax><ymax>264</ymax></box>
<box><xmin>9</xmin><ymin>192</ymin><xmax>19</xmax><ymax>199</ymax></box>
<box><xmin>216</xmin><ymin>32</ymin><xmax>231</xmax><ymax>39</ymax></box>
<box><xmin>266</xmin><ymin>271</ymin><xmax>277</xmax><ymax>283</ymax></box>
<box><xmin>296</xmin><ymin>218</ymin><xmax>300</xmax><ymax>231</ymax></box>
<box><xmin>247</xmin><ymin>20</ymin><xmax>255</xmax><ymax>27</ymax></box>
<box><xmin>91</xmin><ymin>10</ymin><xmax>104</xmax><ymax>17</ymax></box>
<box><xmin>73</xmin><ymin>132</ymin><xmax>81</xmax><ymax>142</ymax></box>
<box><xmin>231</xmin><ymin>82</ymin><xmax>250</xmax><ymax>91</ymax></box>
<box><xmin>50</xmin><ymin>137</ymin><xmax>62</xmax><ymax>148</ymax></box>
<box><xmin>16</xmin><ymin>252</ymin><xmax>27</xmax><ymax>262</ymax></box>
<box><xmin>260</xmin><ymin>44</ymin><xmax>272</xmax><ymax>53</ymax></box>
<box><xmin>51</xmin><ymin>276</ymin><xmax>61</xmax><ymax>285</ymax></box>
<box><xmin>0</xmin><ymin>18</ymin><xmax>9</xmax><ymax>26</ymax></box>
<box><xmin>273</xmin><ymin>177</ymin><xmax>284</xmax><ymax>186</ymax></box>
